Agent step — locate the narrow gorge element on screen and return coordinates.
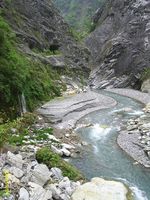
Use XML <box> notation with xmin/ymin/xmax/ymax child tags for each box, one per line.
<box><xmin>0</xmin><ymin>0</ymin><xmax>150</xmax><ymax>200</ymax></box>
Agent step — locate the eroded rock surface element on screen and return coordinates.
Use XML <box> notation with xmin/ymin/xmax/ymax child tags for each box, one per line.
<box><xmin>37</xmin><ymin>91</ymin><xmax>117</xmax><ymax>129</ymax></box>
<box><xmin>86</xmin><ymin>0</ymin><xmax>150</xmax><ymax>89</ymax></box>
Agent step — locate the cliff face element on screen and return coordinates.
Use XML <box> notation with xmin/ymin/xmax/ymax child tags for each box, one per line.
<box><xmin>0</xmin><ymin>0</ymin><xmax>92</xmax><ymax>117</ymax></box>
<box><xmin>2</xmin><ymin>0</ymin><xmax>90</xmax><ymax>73</ymax></box>
<box><xmin>86</xmin><ymin>0</ymin><xmax>150</xmax><ymax>89</ymax></box>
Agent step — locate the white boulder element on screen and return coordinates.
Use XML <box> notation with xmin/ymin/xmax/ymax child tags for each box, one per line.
<box><xmin>71</xmin><ymin>178</ymin><xmax>128</xmax><ymax>200</ymax></box>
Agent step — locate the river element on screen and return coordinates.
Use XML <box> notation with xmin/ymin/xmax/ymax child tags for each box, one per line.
<box><xmin>70</xmin><ymin>91</ymin><xmax>150</xmax><ymax>200</ymax></box>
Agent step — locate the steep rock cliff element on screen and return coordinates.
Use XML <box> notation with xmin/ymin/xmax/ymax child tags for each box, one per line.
<box><xmin>2</xmin><ymin>0</ymin><xmax>90</xmax><ymax>74</ymax></box>
<box><xmin>86</xmin><ymin>0</ymin><xmax>150</xmax><ymax>89</ymax></box>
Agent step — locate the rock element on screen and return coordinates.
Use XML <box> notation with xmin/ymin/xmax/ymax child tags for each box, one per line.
<box><xmin>59</xmin><ymin>177</ymin><xmax>71</xmax><ymax>190</ymax></box>
<box><xmin>10</xmin><ymin>167</ymin><xmax>24</xmax><ymax>179</ymax></box>
<box><xmin>30</xmin><ymin>164</ymin><xmax>51</xmax><ymax>186</ymax></box>
<box><xmin>46</xmin><ymin>55</ymin><xmax>65</xmax><ymax>68</ymax></box>
<box><xmin>140</xmin><ymin>123</ymin><xmax>150</xmax><ymax>130</ymax></box>
<box><xmin>143</xmin><ymin>103</ymin><xmax>150</xmax><ymax>113</ymax></box>
<box><xmin>146</xmin><ymin>132</ymin><xmax>150</xmax><ymax>136</ymax></box>
<box><xmin>61</xmin><ymin>148</ymin><xmax>71</xmax><ymax>157</ymax></box>
<box><xmin>65</xmin><ymin>134</ymin><xmax>70</xmax><ymax>138</ymax></box>
<box><xmin>7</xmin><ymin>152</ymin><xmax>24</xmax><ymax>169</ymax></box>
<box><xmin>29</xmin><ymin>182</ymin><xmax>52</xmax><ymax>200</ymax></box>
<box><xmin>144</xmin><ymin>147</ymin><xmax>150</xmax><ymax>152</ymax></box>
<box><xmin>59</xmin><ymin>193</ymin><xmax>70</xmax><ymax>200</ymax></box>
<box><xmin>147</xmin><ymin>151</ymin><xmax>150</xmax><ymax>158</ymax></box>
<box><xmin>51</xmin><ymin>145</ymin><xmax>63</xmax><ymax>156</ymax></box>
<box><xmin>19</xmin><ymin>187</ymin><xmax>29</xmax><ymax>200</ymax></box>
<box><xmin>47</xmin><ymin>184</ymin><xmax>61</xmax><ymax>200</ymax></box>
<box><xmin>86</xmin><ymin>0</ymin><xmax>150</xmax><ymax>89</ymax></box>
<box><xmin>61</xmin><ymin>144</ymin><xmax>75</xmax><ymax>150</ymax></box>
<box><xmin>127</xmin><ymin>125</ymin><xmax>138</xmax><ymax>131</ymax></box>
<box><xmin>58</xmin><ymin>177</ymin><xmax>75</xmax><ymax>196</ymax></box>
<box><xmin>9</xmin><ymin>174</ymin><xmax>20</xmax><ymax>185</ymax></box>
<box><xmin>26</xmin><ymin>161</ymin><xmax>38</xmax><ymax>173</ymax></box>
<box><xmin>48</xmin><ymin>135</ymin><xmax>59</xmax><ymax>142</ymax></box>
<box><xmin>128</xmin><ymin>130</ymin><xmax>140</xmax><ymax>135</ymax></box>
<box><xmin>71</xmin><ymin>178</ymin><xmax>128</xmax><ymax>200</ymax></box>
<box><xmin>51</xmin><ymin>168</ymin><xmax>63</xmax><ymax>180</ymax></box>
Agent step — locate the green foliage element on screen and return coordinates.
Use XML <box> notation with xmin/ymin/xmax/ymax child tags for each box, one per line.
<box><xmin>0</xmin><ymin>111</ymin><xmax>55</xmax><ymax>147</ymax></box>
<box><xmin>0</xmin><ymin>112</ymin><xmax>36</xmax><ymax>148</ymax></box>
<box><xmin>141</xmin><ymin>68</ymin><xmax>150</xmax><ymax>81</ymax></box>
<box><xmin>0</xmin><ymin>124</ymin><xmax>8</xmax><ymax>149</ymax></box>
<box><xmin>54</xmin><ymin>0</ymin><xmax>105</xmax><ymax>33</ymax></box>
<box><xmin>36</xmin><ymin>147</ymin><xmax>84</xmax><ymax>181</ymax></box>
<box><xmin>69</xmin><ymin>28</ymin><xmax>88</xmax><ymax>41</ymax></box>
<box><xmin>32</xmin><ymin>48</ymin><xmax>61</xmax><ymax>56</ymax></box>
<box><xmin>0</xmin><ymin>190</ymin><xmax>6</xmax><ymax>197</ymax></box>
<box><xmin>24</xmin><ymin>61</ymin><xmax>62</xmax><ymax>111</ymax></box>
<box><xmin>0</xmin><ymin>16</ymin><xmax>63</xmax><ymax>119</ymax></box>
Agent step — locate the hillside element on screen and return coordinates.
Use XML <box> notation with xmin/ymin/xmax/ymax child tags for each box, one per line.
<box><xmin>53</xmin><ymin>0</ymin><xmax>105</xmax><ymax>32</ymax></box>
<box><xmin>0</xmin><ymin>0</ymin><xmax>90</xmax><ymax>119</ymax></box>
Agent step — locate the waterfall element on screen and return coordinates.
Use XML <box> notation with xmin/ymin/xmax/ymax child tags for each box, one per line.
<box><xmin>19</xmin><ymin>93</ymin><xmax>27</xmax><ymax>115</ymax></box>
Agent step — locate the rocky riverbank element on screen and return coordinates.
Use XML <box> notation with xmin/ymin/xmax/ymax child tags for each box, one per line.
<box><xmin>0</xmin><ymin>115</ymin><xmax>84</xmax><ymax>200</ymax></box>
<box><xmin>118</xmin><ymin>103</ymin><xmax>150</xmax><ymax>168</ymax></box>
<box><xmin>0</xmin><ymin>112</ymin><xmax>131</xmax><ymax>200</ymax></box>
<box><xmin>105</xmin><ymin>88</ymin><xmax>150</xmax><ymax>168</ymax></box>
<box><xmin>1</xmin><ymin>89</ymin><xmax>135</xmax><ymax>200</ymax></box>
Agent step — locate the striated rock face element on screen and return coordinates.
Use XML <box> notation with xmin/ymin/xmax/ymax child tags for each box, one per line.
<box><xmin>3</xmin><ymin>0</ymin><xmax>90</xmax><ymax>73</ymax></box>
<box><xmin>86</xmin><ymin>0</ymin><xmax>150</xmax><ymax>89</ymax></box>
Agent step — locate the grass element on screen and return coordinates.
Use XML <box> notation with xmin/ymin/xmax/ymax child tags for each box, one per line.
<box><xmin>36</xmin><ymin>147</ymin><xmax>84</xmax><ymax>181</ymax></box>
<box><xmin>0</xmin><ymin>112</ymin><xmax>55</xmax><ymax>148</ymax></box>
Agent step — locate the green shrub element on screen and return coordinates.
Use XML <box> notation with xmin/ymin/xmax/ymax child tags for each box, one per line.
<box><xmin>0</xmin><ymin>112</ymin><xmax>37</xmax><ymax>148</ymax></box>
<box><xmin>141</xmin><ymin>68</ymin><xmax>150</xmax><ymax>81</ymax></box>
<box><xmin>36</xmin><ymin>147</ymin><xmax>84</xmax><ymax>181</ymax></box>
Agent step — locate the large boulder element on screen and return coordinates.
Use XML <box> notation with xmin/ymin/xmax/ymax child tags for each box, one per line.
<box><xmin>28</xmin><ymin>182</ymin><xmax>52</xmax><ymax>200</ymax></box>
<box><xmin>30</xmin><ymin>164</ymin><xmax>52</xmax><ymax>186</ymax></box>
<box><xmin>6</xmin><ymin>152</ymin><xmax>24</xmax><ymax>169</ymax></box>
<box><xmin>71</xmin><ymin>178</ymin><xmax>128</xmax><ymax>200</ymax></box>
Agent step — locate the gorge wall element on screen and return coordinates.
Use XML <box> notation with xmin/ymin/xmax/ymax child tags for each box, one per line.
<box><xmin>86</xmin><ymin>0</ymin><xmax>150</xmax><ymax>89</ymax></box>
<box><xmin>3</xmin><ymin>0</ymin><xmax>90</xmax><ymax>72</ymax></box>
<box><xmin>0</xmin><ymin>0</ymin><xmax>91</xmax><ymax>117</ymax></box>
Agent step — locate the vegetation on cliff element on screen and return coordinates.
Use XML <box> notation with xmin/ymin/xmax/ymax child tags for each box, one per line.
<box><xmin>0</xmin><ymin>16</ymin><xmax>63</xmax><ymax>120</ymax></box>
<box><xmin>54</xmin><ymin>0</ymin><xmax>105</xmax><ymax>34</ymax></box>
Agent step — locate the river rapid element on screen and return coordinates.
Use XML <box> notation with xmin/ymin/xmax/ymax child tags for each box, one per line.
<box><xmin>70</xmin><ymin>91</ymin><xmax>150</xmax><ymax>200</ymax></box>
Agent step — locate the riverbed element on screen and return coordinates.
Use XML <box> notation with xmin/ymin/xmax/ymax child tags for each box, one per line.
<box><xmin>71</xmin><ymin>91</ymin><xmax>150</xmax><ymax>200</ymax></box>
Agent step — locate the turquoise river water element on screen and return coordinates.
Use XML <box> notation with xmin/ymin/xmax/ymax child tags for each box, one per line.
<box><xmin>70</xmin><ymin>91</ymin><xmax>150</xmax><ymax>200</ymax></box>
